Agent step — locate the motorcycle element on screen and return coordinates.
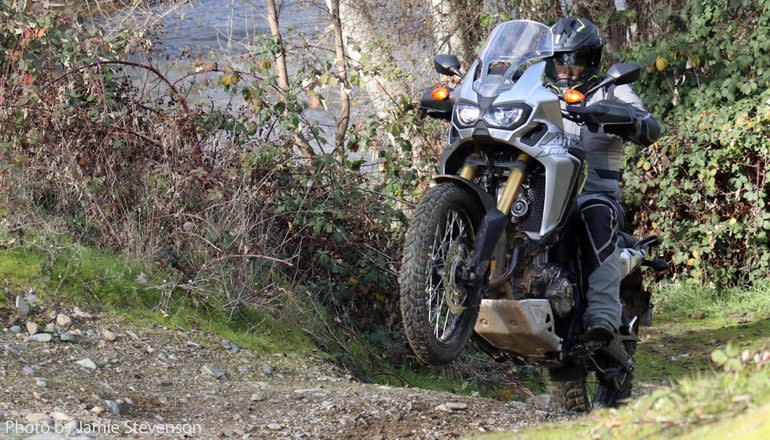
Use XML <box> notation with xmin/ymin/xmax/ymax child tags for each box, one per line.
<box><xmin>399</xmin><ymin>20</ymin><xmax>667</xmax><ymax>411</ymax></box>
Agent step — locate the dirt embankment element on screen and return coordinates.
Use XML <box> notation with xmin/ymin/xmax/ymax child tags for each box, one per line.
<box><xmin>1</xmin><ymin>293</ymin><xmax>562</xmax><ymax>439</ymax></box>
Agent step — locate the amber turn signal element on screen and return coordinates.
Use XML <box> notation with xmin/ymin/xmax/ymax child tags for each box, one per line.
<box><xmin>431</xmin><ymin>86</ymin><xmax>450</xmax><ymax>101</ymax></box>
<box><xmin>563</xmin><ymin>88</ymin><xmax>585</xmax><ymax>104</ymax></box>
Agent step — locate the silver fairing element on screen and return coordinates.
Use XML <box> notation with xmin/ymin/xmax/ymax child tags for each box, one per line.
<box><xmin>440</xmin><ymin>62</ymin><xmax>584</xmax><ymax>241</ymax></box>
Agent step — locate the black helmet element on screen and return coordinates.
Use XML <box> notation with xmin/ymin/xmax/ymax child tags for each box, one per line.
<box><xmin>546</xmin><ymin>17</ymin><xmax>604</xmax><ymax>93</ymax></box>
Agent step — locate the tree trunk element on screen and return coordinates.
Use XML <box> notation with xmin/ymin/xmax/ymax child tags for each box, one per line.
<box><xmin>326</xmin><ymin>0</ymin><xmax>351</xmax><ymax>164</ymax></box>
<box><xmin>264</xmin><ymin>0</ymin><xmax>315</xmax><ymax>158</ymax></box>
<box><xmin>430</xmin><ymin>0</ymin><xmax>480</xmax><ymax>65</ymax></box>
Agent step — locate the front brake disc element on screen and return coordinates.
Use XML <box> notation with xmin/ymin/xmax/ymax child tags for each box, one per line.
<box><xmin>444</xmin><ymin>242</ymin><xmax>469</xmax><ymax>315</ymax></box>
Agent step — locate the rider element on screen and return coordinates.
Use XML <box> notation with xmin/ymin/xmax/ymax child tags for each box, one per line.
<box><xmin>545</xmin><ymin>17</ymin><xmax>661</xmax><ymax>342</ymax></box>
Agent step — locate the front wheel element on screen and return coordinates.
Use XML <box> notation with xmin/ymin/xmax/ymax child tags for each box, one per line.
<box><xmin>399</xmin><ymin>183</ymin><xmax>482</xmax><ymax>365</ymax></box>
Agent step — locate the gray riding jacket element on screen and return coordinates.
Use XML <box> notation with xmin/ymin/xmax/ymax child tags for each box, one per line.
<box><xmin>561</xmin><ymin>84</ymin><xmax>660</xmax><ymax>200</ymax></box>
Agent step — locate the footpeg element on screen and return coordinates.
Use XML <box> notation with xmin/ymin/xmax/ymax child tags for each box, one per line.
<box><xmin>642</xmin><ymin>258</ymin><xmax>668</xmax><ymax>271</ymax></box>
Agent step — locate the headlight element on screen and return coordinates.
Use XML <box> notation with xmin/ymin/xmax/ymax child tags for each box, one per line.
<box><xmin>483</xmin><ymin>104</ymin><xmax>530</xmax><ymax>129</ymax></box>
<box><xmin>455</xmin><ymin>104</ymin><xmax>480</xmax><ymax>127</ymax></box>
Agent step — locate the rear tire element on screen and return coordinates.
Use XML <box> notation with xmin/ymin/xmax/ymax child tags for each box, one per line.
<box><xmin>400</xmin><ymin>183</ymin><xmax>482</xmax><ymax>365</ymax></box>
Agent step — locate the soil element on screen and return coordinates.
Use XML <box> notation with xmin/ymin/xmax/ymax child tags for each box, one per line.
<box><xmin>1</xmin><ymin>301</ymin><xmax>565</xmax><ymax>439</ymax></box>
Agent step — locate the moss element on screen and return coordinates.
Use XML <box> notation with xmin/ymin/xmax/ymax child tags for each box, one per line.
<box><xmin>0</xmin><ymin>237</ymin><xmax>314</xmax><ymax>355</ymax></box>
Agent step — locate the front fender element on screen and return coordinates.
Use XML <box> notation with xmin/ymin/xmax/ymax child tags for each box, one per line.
<box><xmin>434</xmin><ymin>175</ymin><xmax>507</xmax><ymax>277</ymax></box>
<box><xmin>434</xmin><ymin>174</ymin><xmax>497</xmax><ymax>213</ymax></box>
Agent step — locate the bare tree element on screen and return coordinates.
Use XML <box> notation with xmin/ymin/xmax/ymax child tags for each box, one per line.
<box><xmin>264</xmin><ymin>0</ymin><xmax>315</xmax><ymax>158</ymax></box>
<box><xmin>430</xmin><ymin>0</ymin><xmax>482</xmax><ymax>65</ymax></box>
<box><xmin>326</xmin><ymin>0</ymin><xmax>351</xmax><ymax>163</ymax></box>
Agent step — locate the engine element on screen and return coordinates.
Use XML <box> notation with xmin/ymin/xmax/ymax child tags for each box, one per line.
<box><xmin>510</xmin><ymin>263</ymin><xmax>574</xmax><ymax>317</ymax></box>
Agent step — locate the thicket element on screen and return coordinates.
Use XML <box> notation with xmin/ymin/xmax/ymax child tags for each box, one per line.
<box><xmin>620</xmin><ymin>0</ymin><xmax>770</xmax><ymax>286</ymax></box>
<box><xmin>0</xmin><ymin>4</ymin><xmax>431</xmax><ymax>368</ymax></box>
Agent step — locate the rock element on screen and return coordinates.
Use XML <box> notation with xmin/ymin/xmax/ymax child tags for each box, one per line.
<box><xmin>136</xmin><ymin>272</ymin><xmax>148</xmax><ymax>284</ymax></box>
<box><xmin>51</xmin><ymin>411</ymin><xmax>72</xmax><ymax>422</ymax></box>
<box><xmin>263</xmin><ymin>363</ymin><xmax>275</xmax><ymax>376</ymax></box>
<box><xmin>60</xmin><ymin>332</ymin><xmax>77</xmax><ymax>343</ymax></box>
<box><xmin>73</xmin><ymin>307</ymin><xmax>94</xmax><ymax>319</ymax></box>
<box><xmin>22</xmin><ymin>366</ymin><xmax>34</xmax><ymax>374</ymax></box>
<box><xmin>56</xmin><ymin>313</ymin><xmax>73</xmax><ymax>328</ymax></box>
<box><xmin>16</xmin><ymin>295</ymin><xmax>30</xmax><ymax>316</ymax></box>
<box><xmin>48</xmin><ymin>310</ymin><xmax>58</xmax><ymax>320</ymax></box>
<box><xmin>250</xmin><ymin>393</ymin><xmax>264</xmax><ymax>402</ymax></box>
<box><xmin>26</xmin><ymin>321</ymin><xmax>39</xmax><ymax>335</ymax></box>
<box><xmin>25</xmin><ymin>412</ymin><xmax>53</xmax><ymax>425</ymax></box>
<box><xmin>44</xmin><ymin>323</ymin><xmax>57</xmax><ymax>333</ymax></box>
<box><xmin>90</xmin><ymin>406</ymin><xmax>105</xmax><ymax>416</ymax></box>
<box><xmin>526</xmin><ymin>394</ymin><xmax>551</xmax><ymax>409</ymax></box>
<box><xmin>105</xmin><ymin>399</ymin><xmax>122</xmax><ymax>415</ymax></box>
<box><xmin>435</xmin><ymin>402</ymin><xmax>468</xmax><ymax>412</ymax></box>
<box><xmin>28</xmin><ymin>333</ymin><xmax>53</xmax><ymax>342</ymax></box>
<box><xmin>182</xmin><ymin>221</ymin><xmax>196</xmax><ymax>232</ymax></box>
<box><xmin>238</xmin><ymin>365</ymin><xmax>250</xmax><ymax>374</ymax></box>
<box><xmin>267</xmin><ymin>423</ymin><xmax>283</xmax><ymax>430</ymax></box>
<box><xmin>10</xmin><ymin>325</ymin><xmax>21</xmax><ymax>334</ymax></box>
<box><xmin>256</xmin><ymin>381</ymin><xmax>269</xmax><ymax>389</ymax></box>
<box><xmin>201</xmin><ymin>365</ymin><xmax>225</xmax><ymax>379</ymax></box>
<box><xmin>102</xmin><ymin>330</ymin><xmax>118</xmax><ymax>342</ymax></box>
<box><xmin>294</xmin><ymin>388</ymin><xmax>326</xmax><ymax>394</ymax></box>
<box><xmin>35</xmin><ymin>377</ymin><xmax>47</xmax><ymax>387</ymax></box>
<box><xmin>76</xmin><ymin>358</ymin><xmax>97</xmax><ymax>370</ymax></box>
<box><xmin>185</xmin><ymin>340</ymin><xmax>201</xmax><ymax>349</ymax></box>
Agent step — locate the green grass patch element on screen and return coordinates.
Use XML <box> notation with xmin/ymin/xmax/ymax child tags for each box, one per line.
<box><xmin>0</xmin><ymin>235</ymin><xmax>314</xmax><ymax>355</ymax></box>
<box><xmin>477</xmin><ymin>347</ymin><xmax>770</xmax><ymax>439</ymax></box>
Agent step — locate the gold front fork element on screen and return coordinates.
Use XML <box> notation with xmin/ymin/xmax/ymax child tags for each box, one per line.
<box><xmin>458</xmin><ymin>151</ymin><xmax>533</xmax><ymax>215</ymax></box>
<box><xmin>497</xmin><ymin>153</ymin><xmax>533</xmax><ymax>215</ymax></box>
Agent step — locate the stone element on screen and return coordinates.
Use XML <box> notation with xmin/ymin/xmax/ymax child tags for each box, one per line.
<box><xmin>201</xmin><ymin>365</ymin><xmax>225</xmax><ymax>379</ymax></box>
<box><xmin>263</xmin><ymin>363</ymin><xmax>275</xmax><ymax>376</ymax></box>
<box><xmin>294</xmin><ymin>388</ymin><xmax>326</xmax><ymax>394</ymax></box>
<box><xmin>526</xmin><ymin>394</ymin><xmax>551</xmax><ymax>409</ymax></box>
<box><xmin>25</xmin><ymin>412</ymin><xmax>52</xmax><ymax>425</ymax></box>
<box><xmin>182</xmin><ymin>221</ymin><xmax>196</xmax><ymax>232</ymax></box>
<box><xmin>267</xmin><ymin>423</ymin><xmax>283</xmax><ymax>430</ymax></box>
<box><xmin>76</xmin><ymin>358</ymin><xmax>97</xmax><ymax>370</ymax></box>
<box><xmin>15</xmin><ymin>295</ymin><xmax>30</xmax><ymax>316</ymax></box>
<box><xmin>10</xmin><ymin>325</ymin><xmax>21</xmax><ymax>334</ymax></box>
<box><xmin>28</xmin><ymin>333</ymin><xmax>52</xmax><ymax>342</ymax></box>
<box><xmin>44</xmin><ymin>323</ymin><xmax>57</xmax><ymax>333</ymax></box>
<box><xmin>73</xmin><ymin>307</ymin><xmax>94</xmax><ymax>319</ymax></box>
<box><xmin>136</xmin><ymin>272</ymin><xmax>148</xmax><ymax>284</ymax></box>
<box><xmin>256</xmin><ymin>381</ymin><xmax>269</xmax><ymax>389</ymax></box>
<box><xmin>60</xmin><ymin>332</ymin><xmax>77</xmax><ymax>343</ymax></box>
<box><xmin>48</xmin><ymin>310</ymin><xmax>58</xmax><ymax>320</ymax></box>
<box><xmin>250</xmin><ymin>393</ymin><xmax>264</xmax><ymax>402</ymax></box>
<box><xmin>102</xmin><ymin>330</ymin><xmax>118</xmax><ymax>342</ymax></box>
<box><xmin>185</xmin><ymin>341</ymin><xmax>201</xmax><ymax>349</ymax></box>
<box><xmin>26</xmin><ymin>321</ymin><xmax>39</xmax><ymax>335</ymax></box>
<box><xmin>238</xmin><ymin>365</ymin><xmax>250</xmax><ymax>374</ymax></box>
<box><xmin>22</xmin><ymin>366</ymin><xmax>35</xmax><ymax>374</ymax></box>
<box><xmin>56</xmin><ymin>313</ymin><xmax>72</xmax><ymax>328</ymax></box>
<box><xmin>90</xmin><ymin>406</ymin><xmax>105</xmax><ymax>416</ymax></box>
<box><xmin>435</xmin><ymin>402</ymin><xmax>468</xmax><ymax>412</ymax></box>
<box><xmin>51</xmin><ymin>411</ymin><xmax>72</xmax><ymax>422</ymax></box>
<box><xmin>35</xmin><ymin>377</ymin><xmax>47</xmax><ymax>387</ymax></box>
<box><xmin>105</xmin><ymin>399</ymin><xmax>122</xmax><ymax>415</ymax></box>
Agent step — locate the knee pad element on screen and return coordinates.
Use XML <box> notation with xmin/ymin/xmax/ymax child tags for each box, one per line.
<box><xmin>579</xmin><ymin>198</ymin><xmax>619</xmax><ymax>266</ymax></box>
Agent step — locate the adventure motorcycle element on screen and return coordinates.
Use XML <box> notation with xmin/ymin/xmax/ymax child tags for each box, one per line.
<box><xmin>399</xmin><ymin>20</ymin><xmax>667</xmax><ymax>411</ymax></box>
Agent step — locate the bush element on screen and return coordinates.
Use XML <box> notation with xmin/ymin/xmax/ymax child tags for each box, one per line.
<box><xmin>621</xmin><ymin>0</ymin><xmax>770</xmax><ymax>286</ymax></box>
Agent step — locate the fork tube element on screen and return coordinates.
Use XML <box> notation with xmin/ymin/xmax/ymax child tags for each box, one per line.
<box><xmin>497</xmin><ymin>152</ymin><xmax>533</xmax><ymax>215</ymax></box>
<box><xmin>459</xmin><ymin>148</ymin><xmax>481</xmax><ymax>180</ymax></box>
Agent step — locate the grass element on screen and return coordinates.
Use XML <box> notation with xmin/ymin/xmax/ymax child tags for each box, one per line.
<box><xmin>0</xmin><ymin>231</ymin><xmax>315</xmax><ymax>355</ymax></box>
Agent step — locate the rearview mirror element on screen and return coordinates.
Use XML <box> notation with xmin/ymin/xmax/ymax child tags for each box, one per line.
<box><xmin>585</xmin><ymin>63</ymin><xmax>641</xmax><ymax>96</ymax></box>
<box><xmin>433</xmin><ymin>54</ymin><xmax>463</xmax><ymax>77</ymax></box>
<box><xmin>605</xmin><ymin>63</ymin><xmax>641</xmax><ymax>86</ymax></box>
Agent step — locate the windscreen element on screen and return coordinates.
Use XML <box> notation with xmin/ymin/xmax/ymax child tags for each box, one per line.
<box><xmin>473</xmin><ymin>20</ymin><xmax>554</xmax><ymax>97</ymax></box>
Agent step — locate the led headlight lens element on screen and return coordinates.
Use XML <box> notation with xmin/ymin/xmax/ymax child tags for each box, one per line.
<box><xmin>483</xmin><ymin>106</ymin><xmax>525</xmax><ymax>128</ymax></box>
<box><xmin>455</xmin><ymin>104</ymin><xmax>481</xmax><ymax>127</ymax></box>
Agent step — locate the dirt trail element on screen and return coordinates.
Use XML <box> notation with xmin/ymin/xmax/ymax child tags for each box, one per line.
<box><xmin>1</xmin><ymin>298</ymin><xmax>563</xmax><ymax>439</ymax></box>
